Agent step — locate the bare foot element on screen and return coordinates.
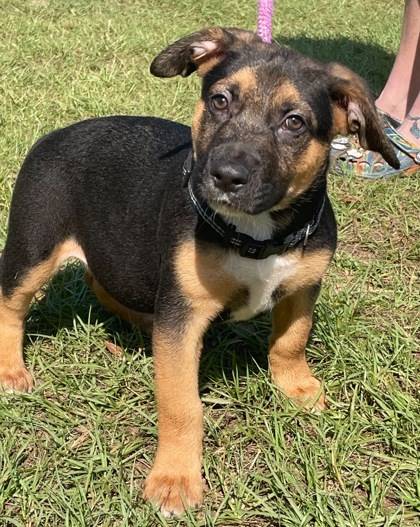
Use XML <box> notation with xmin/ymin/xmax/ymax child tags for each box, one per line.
<box><xmin>398</xmin><ymin>114</ymin><xmax>420</xmax><ymax>148</ymax></box>
<box><xmin>0</xmin><ymin>366</ymin><xmax>34</xmax><ymax>393</ymax></box>
<box><xmin>143</xmin><ymin>467</ymin><xmax>203</xmax><ymax>517</ymax></box>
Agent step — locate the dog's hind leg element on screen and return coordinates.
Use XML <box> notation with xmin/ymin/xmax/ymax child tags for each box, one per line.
<box><xmin>0</xmin><ymin>238</ymin><xmax>84</xmax><ymax>392</ymax></box>
<box><xmin>85</xmin><ymin>271</ymin><xmax>154</xmax><ymax>333</ymax></box>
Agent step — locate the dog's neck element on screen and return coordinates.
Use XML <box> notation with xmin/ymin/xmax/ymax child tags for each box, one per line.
<box><xmin>218</xmin><ymin>177</ymin><xmax>327</xmax><ymax>242</ymax></box>
<box><xmin>218</xmin><ymin>210</ymin><xmax>275</xmax><ymax>241</ymax></box>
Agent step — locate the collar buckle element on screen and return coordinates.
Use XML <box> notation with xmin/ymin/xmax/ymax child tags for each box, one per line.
<box><xmin>303</xmin><ymin>224</ymin><xmax>311</xmax><ymax>248</ymax></box>
<box><xmin>239</xmin><ymin>239</ymin><xmax>269</xmax><ymax>259</ymax></box>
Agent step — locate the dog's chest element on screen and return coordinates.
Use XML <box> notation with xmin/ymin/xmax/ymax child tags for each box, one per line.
<box><xmin>224</xmin><ymin>251</ymin><xmax>297</xmax><ymax>320</ymax></box>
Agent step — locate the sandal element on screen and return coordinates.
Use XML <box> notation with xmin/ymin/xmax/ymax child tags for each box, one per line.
<box><xmin>331</xmin><ymin>122</ymin><xmax>420</xmax><ymax>179</ymax></box>
<box><xmin>377</xmin><ymin>109</ymin><xmax>402</xmax><ymax>128</ymax></box>
<box><xmin>329</xmin><ymin>108</ymin><xmax>402</xmax><ymax>166</ymax></box>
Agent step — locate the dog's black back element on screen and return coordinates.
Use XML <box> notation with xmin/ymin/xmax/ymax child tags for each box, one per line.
<box><xmin>4</xmin><ymin>116</ymin><xmax>194</xmax><ymax>312</ymax></box>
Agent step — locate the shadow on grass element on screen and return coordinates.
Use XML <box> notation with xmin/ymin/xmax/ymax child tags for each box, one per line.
<box><xmin>25</xmin><ymin>264</ymin><xmax>150</xmax><ymax>356</ymax></box>
<box><xmin>275</xmin><ymin>35</ymin><xmax>395</xmax><ymax>93</ymax></box>
<box><xmin>24</xmin><ymin>263</ymin><xmax>271</xmax><ymax>385</ymax></box>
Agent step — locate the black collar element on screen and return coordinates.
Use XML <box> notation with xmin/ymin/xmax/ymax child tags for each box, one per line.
<box><xmin>183</xmin><ymin>151</ymin><xmax>326</xmax><ymax>260</ymax></box>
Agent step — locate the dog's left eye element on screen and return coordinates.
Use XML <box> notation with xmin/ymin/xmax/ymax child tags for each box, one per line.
<box><xmin>210</xmin><ymin>93</ymin><xmax>231</xmax><ymax>112</ymax></box>
<box><xmin>281</xmin><ymin>114</ymin><xmax>306</xmax><ymax>132</ymax></box>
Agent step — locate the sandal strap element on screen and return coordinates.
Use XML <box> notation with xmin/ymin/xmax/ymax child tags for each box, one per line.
<box><xmin>376</xmin><ymin>109</ymin><xmax>402</xmax><ymax>128</ymax></box>
<box><xmin>384</xmin><ymin>124</ymin><xmax>420</xmax><ymax>164</ymax></box>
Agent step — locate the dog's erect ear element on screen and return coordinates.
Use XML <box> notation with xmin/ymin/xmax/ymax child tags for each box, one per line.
<box><xmin>326</xmin><ymin>63</ymin><xmax>399</xmax><ymax>169</ymax></box>
<box><xmin>150</xmin><ymin>27</ymin><xmax>258</xmax><ymax>78</ymax></box>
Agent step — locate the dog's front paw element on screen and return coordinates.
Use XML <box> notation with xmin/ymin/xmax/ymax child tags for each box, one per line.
<box><xmin>273</xmin><ymin>372</ymin><xmax>325</xmax><ymax>411</ymax></box>
<box><xmin>0</xmin><ymin>366</ymin><xmax>33</xmax><ymax>393</ymax></box>
<box><xmin>143</xmin><ymin>468</ymin><xmax>203</xmax><ymax>517</ymax></box>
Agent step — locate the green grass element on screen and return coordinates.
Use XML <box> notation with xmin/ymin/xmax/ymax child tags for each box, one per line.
<box><xmin>0</xmin><ymin>0</ymin><xmax>419</xmax><ymax>525</ymax></box>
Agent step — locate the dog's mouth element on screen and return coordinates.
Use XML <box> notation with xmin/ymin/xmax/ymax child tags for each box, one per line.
<box><xmin>208</xmin><ymin>195</ymin><xmax>247</xmax><ymax>217</ymax></box>
<box><xmin>195</xmin><ymin>174</ymin><xmax>284</xmax><ymax>216</ymax></box>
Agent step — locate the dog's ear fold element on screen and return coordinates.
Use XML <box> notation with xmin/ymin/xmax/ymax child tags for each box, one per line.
<box><xmin>326</xmin><ymin>63</ymin><xmax>399</xmax><ymax>169</ymax></box>
<box><xmin>150</xmin><ymin>27</ymin><xmax>235</xmax><ymax>78</ymax></box>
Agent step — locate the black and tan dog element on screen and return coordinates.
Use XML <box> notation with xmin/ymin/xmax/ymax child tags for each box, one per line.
<box><xmin>0</xmin><ymin>28</ymin><xmax>398</xmax><ymax>515</ymax></box>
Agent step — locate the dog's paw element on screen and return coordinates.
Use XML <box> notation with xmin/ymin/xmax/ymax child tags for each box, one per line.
<box><xmin>274</xmin><ymin>373</ymin><xmax>325</xmax><ymax>411</ymax></box>
<box><xmin>0</xmin><ymin>367</ymin><xmax>34</xmax><ymax>393</ymax></box>
<box><xmin>143</xmin><ymin>468</ymin><xmax>203</xmax><ymax>517</ymax></box>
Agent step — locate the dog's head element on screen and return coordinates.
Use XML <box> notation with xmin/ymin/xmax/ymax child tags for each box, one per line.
<box><xmin>151</xmin><ymin>28</ymin><xmax>399</xmax><ymax>215</ymax></box>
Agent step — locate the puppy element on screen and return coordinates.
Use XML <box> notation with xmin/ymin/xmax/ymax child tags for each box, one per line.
<box><xmin>0</xmin><ymin>28</ymin><xmax>399</xmax><ymax>515</ymax></box>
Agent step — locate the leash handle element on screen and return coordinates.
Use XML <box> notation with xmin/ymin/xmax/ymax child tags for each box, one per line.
<box><xmin>257</xmin><ymin>0</ymin><xmax>274</xmax><ymax>43</ymax></box>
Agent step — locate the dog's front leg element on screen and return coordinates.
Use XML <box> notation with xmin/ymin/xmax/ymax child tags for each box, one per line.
<box><xmin>143</xmin><ymin>300</ymin><xmax>213</xmax><ymax>516</ymax></box>
<box><xmin>269</xmin><ymin>285</ymin><xmax>325</xmax><ymax>411</ymax></box>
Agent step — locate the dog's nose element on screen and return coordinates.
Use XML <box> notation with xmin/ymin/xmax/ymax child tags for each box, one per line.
<box><xmin>210</xmin><ymin>162</ymin><xmax>249</xmax><ymax>193</ymax></box>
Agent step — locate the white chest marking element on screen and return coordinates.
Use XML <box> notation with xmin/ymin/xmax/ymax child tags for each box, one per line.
<box><xmin>217</xmin><ymin>209</ymin><xmax>298</xmax><ymax>320</ymax></box>
<box><xmin>224</xmin><ymin>251</ymin><xmax>297</xmax><ymax>320</ymax></box>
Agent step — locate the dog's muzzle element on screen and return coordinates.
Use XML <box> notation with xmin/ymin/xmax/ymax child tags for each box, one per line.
<box><xmin>207</xmin><ymin>142</ymin><xmax>262</xmax><ymax>195</ymax></box>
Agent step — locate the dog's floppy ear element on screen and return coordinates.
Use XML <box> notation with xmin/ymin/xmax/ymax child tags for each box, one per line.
<box><xmin>326</xmin><ymin>63</ymin><xmax>399</xmax><ymax>169</ymax></box>
<box><xmin>150</xmin><ymin>27</ymin><xmax>237</xmax><ymax>78</ymax></box>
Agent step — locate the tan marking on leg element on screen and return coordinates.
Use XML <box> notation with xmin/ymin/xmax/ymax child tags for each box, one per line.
<box><xmin>174</xmin><ymin>240</ymin><xmax>239</xmax><ymax>310</ymax></box>
<box><xmin>282</xmin><ymin>248</ymin><xmax>333</xmax><ymax>295</ymax></box>
<box><xmin>144</xmin><ymin>319</ymin><xmax>209</xmax><ymax>516</ymax></box>
<box><xmin>0</xmin><ymin>305</ymin><xmax>31</xmax><ymax>392</ymax></box>
<box><xmin>85</xmin><ymin>271</ymin><xmax>153</xmax><ymax>333</ymax></box>
<box><xmin>269</xmin><ymin>287</ymin><xmax>325</xmax><ymax>411</ymax></box>
<box><xmin>144</xmin><ymin>240</ymin><xmax>238</xmax><ymax>515</ymax></box>
<box><xmin>0</xmin><ymin>238</ymin><xmax>85</xmax><ymax>392</ymax></box>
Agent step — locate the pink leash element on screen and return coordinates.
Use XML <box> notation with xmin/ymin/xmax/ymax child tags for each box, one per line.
<box><xmin>257</xmin><ymin>0</ymin><xmax>275</xmax><ymax>43</ymax></box>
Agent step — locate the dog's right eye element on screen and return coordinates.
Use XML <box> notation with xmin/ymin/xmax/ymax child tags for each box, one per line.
<box><xmin>210</xmin><ymin>93</ymin><xmax>231</xmax><ymax>112</ymax></box>
<box><xmin>280</xmin><ymin>114</ymin><xmax>306</xmax><ymax>133</ymax></box>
